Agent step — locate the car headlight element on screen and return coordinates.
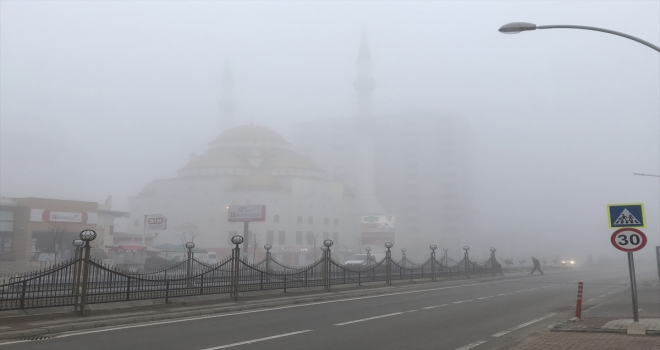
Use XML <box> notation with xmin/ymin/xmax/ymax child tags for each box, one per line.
<box><xmin>570</xmin><ymin>261</ymin><xmax>575</xmax><ymax>264</ymax></box>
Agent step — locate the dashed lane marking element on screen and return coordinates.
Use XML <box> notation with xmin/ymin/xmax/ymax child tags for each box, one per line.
<box><xmin>423</xmin><ymin>304</ymin><xmax>448</xmax><ymax>309</ymax></box>
<box><xmin>334</xmin><ymin>312</ymin><xmax>404</xmax><ymax>326</ymax></box>
<box><xmin>455</xmin><ymin>340</ymin><xmax>487</xmax><ymax>350</ymax></box>
<box><xmin>199</xmin><ymin>330</ymin><xmax>312</xmax><ymax>349</ymax></box>
<box><xmin>491</xmin><ymin>331</ymin><xmax>510</xmax><ymax>337</ymax></box>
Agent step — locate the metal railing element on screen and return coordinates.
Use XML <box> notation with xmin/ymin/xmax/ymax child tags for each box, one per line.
<box><xmin>0</xmin><ymin>234</ymin><xmax>501</xmax><ymax>313</ymax></box>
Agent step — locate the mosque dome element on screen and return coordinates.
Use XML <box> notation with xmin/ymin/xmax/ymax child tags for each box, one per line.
<box><xmin>232</xmin><ymin>173</ymin><xmax>282</xmax><ymax>189</ymax></box>
<box><xmin>139</xmin><ymin>181</ymin><xmax>158</xmax><ymax>196</ymax></box>
<box><xmin>182</xmin><ymin>149</ymin><xmax>251</xmax><ymax>170</ymax></box>
<box><xmin>210</xmin><ymin>124</ymin><xmax>292</xmax><ymax>150</ymax></box>
<box><xmin>261</xmin><ymin>151</ymin><xmax>321</xmax><ymax>171</ymax></box>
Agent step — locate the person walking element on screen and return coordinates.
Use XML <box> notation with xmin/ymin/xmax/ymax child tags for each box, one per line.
<box><xmin>530</xmin><ymin>256</ymin><xmax>544</xmax><ymax>275</ymax></box>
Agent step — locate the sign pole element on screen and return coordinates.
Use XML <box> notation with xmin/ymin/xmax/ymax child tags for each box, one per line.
<box><xmin>243</xmin><ymin>221</ymin><xmax>249</xmax><ymax>262</ymax></box>
<box><xmin>627</xmin><ymin>251</ymin><xmax>640</xmax><ymax>322</ymax></box>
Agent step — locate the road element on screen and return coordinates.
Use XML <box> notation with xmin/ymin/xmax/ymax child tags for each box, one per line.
<box><xmin>0</xmin><ymin>268</ymin><xmax>647</xmax><ymax>350</ymax></box>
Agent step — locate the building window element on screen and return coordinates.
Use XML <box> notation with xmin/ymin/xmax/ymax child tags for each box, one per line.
<box><xmin>274</xmin><ymin>215</ymin><xmax>280</xmax><ymax>223</ymax></box>
<box><xmin>333</xmin><ymin>232</ymin><xmax>339</xmax><ymax>245</ymax></box>
<box><xmin>296</xmin><ymin>231</ymin><xmax>303</xmax><ymax>245</ymax></box>
<box><xmin>306</xmin><ymin>231</ymin><xmax>315</xmax><ymax>245</ymax></box>
<box><xmin>324</xmin><ymin>217</ymin><xmax>329</xmax><ymax>225</ymax></box>
<box><xmin>297</xmin><ymin>216</ymin><xmax>303</xmax><ymax>224</ymax></box>
<box><xmin>334</xmin><ymin>218</ymin><xmax>339</xmax><ymax>225</ymax></box>
<box><xmin>308</xmin><ymin>216</ymin><xmax>313</xmax><ymax>224</ymax></box>
<box><xmin>0</xmin><ymin>210</ymin><xmax>14</xmax><ymax>232</ymax></box>
<box><xmin>323</xmin><ymin>232</ymin><xmax>329</xmax><ymax>240</ymax></box>
<box><xmin>266</xmin><ymin>230</ymin><xmax>274</xmax><ymax>245</ymax></box>
<box><xmin>278</xmin><ymin>231</ymin><xmax>286</xmax><ymax>245</ymax></box>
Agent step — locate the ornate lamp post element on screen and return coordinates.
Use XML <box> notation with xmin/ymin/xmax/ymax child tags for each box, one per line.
<box><xmin>463</xmin><ymin>246</ymin><xmax>470</xmax><ymax>278</ymax></box>
<box><xmin>384</xmin><ymin>242</ymin><xmax>393</xmax><ymax>285</ymax></box>
<box><xmin>185</xmin><ymin>242</ymin><xmax>195</xmax><ymax>281</ymax></box>
<box><xmin>323</xmin><ymin>240</ymin><xmax>333</xmax><ymax>290</ymax></box>
<box><xmin>401</xmin><ymin>248</ymin><xmax>407</xmax><ymax>268</ymax></box>
<box><xmin>230</xmin><ymin>235</ymin><xmax>243</xmax><ymax>300</ymax></box>
<box><xmin>430</xmin><ymin>245</ymin><xmax>438</xmax><ymax>280</ymax></box>
<box><xmin>365</xmin><ymin>247</ymin><xmax>371</xmax><ymax>267</ymax></box>
<box><xmin>443</xmin><ymin>248</ymin><xmax>449</xmax><ymax>265</ymax></box>
<box><xmin>264</xmin><ymin>244</ymin><xmax>272</xmax><ymax>272</ymax></box>
<box><xmin>78</xmin><ymin>229</ymin><xmax>96</xmax><ymax>316</ymax></box>
<box><xmin>71</xmin><ymin>239</ymin><xmax>84</xmax><ymax>311</ymax></box>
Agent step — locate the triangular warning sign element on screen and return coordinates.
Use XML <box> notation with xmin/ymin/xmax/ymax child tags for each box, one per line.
<box><xmin>613</xmin><ymin>209</ymin><xmax>641</xmax><ymax>225</ymax></box>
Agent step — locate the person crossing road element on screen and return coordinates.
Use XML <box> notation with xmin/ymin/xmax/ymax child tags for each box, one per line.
<box><xmin>530</xmin><ymin>256</ymin><xmax>544</xmax><ymax>275</ymax></box>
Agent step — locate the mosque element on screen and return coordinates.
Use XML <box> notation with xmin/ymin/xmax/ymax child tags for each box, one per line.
<box><xmin>128</xmin><ymin>33</ymin><xmax>472</xmax><ymax>263</ymax></box>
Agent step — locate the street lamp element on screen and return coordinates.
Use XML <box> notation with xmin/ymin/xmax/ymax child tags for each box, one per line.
<box><xmin>78</xmin><ymin>230</ymin><xmax>96</xmax><ymax>316</ymax></box>
<box><xmin>323</xmin><ymin>239</ymin><xmax>334</xmax><ymax>248</ymax></box>
<box><xmin>498</xmin><ymin>22</ymin><xmax>660</xmax><ymax>52</ymax></box>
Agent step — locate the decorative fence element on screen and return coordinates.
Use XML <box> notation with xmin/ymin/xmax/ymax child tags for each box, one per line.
<box><xmin>0</xmin><ymin>233</ymin><xmax>500</xmax><ymax>314</ymax></box>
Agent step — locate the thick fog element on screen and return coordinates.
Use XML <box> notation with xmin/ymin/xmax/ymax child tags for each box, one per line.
<box><xmin>1</xmin><ymin>1</ymin><xmax>658</xmax><ymax>263</ymax></box>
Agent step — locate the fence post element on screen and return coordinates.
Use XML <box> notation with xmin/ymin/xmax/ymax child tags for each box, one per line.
<box><xmin>463</xmin><ymin>246</ymin><xmax>470</xmax><ymax>279</ymax></box>
<box><xmin>321</xmin><ymin>246</ymin><xmax>329</xmax><ymax>291</ymax></box>
<box><xmin>230</xmin><ymin>235</ymin><xmax>243</xmax><ymax>301</ymax></box>
<box><xmin>162</xmin><ymin>279</ymin><xmax>169</xmax><ymax>303</ymax></box>
<box><xmin>185</xmin><ymin>242</ymin><xmax>195</xmax><ymax>288</ymax></box>
<box><xmin>385</xmin><ymin>242</ymin><xmax>393</xmax><ymax>286</ymax></box>
<box><xmin>19</xmin><ymin>280</ymin><xmax>27</xmax><ymax>309</ymax></box>
<box><xmin>71</xmin><ymin>240</ymin><xmax>83</xmax><ymax>311</ymax></box>
<box><xmin>489</xmin><ymin>248</ymin><xmax>497</xmax><ymax>275</ymax></box>
<box><xmin>401</xmin><ymin>248</ymin><xmax>407</xmax><ymax>268</ymax></box>
<box><xmin>264</xmin><ymin>244</ymin><xmax>272</xmax><ymax>273</ymax></box>
<box><xmin>126</xmin><ymin>277</ymin><xmax>131</xmax><ymax>301</ymax></box>
<box><xmin>78</xmin><ymin>230</ymin><xmax>97</xmax><ymax>316</ymax></box>
<box><xmin>283</xmin><ymin>274</ymin><xmax>287</xmax><ymax>293</ymax></box>
<box><xmin>430</xmin><ymin>245</ymin><xmax>437</xmax><ymax>282</ymax></box>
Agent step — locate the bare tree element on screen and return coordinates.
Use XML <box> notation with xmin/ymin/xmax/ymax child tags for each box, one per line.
<box><xmin>50</xmin><ymin>224</ymin><xmax>67</xmax><ymax>264</ymax></box>
<box><xmin>251</xmin><ymin>232</ymin><xmax>260</xmax><ymax>262</ymax></box>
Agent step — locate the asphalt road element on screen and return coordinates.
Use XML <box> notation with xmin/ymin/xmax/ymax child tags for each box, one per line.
<box><xmin>1</xmin><ymin>267</ymin><xmax>649</xmax><ymax>350</ymax></box>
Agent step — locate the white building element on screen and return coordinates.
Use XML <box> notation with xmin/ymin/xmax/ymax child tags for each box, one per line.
<box><xmin>129</xmin><ymin>124</ymin><xmax>355</xmax><ymax>265</ymax></box>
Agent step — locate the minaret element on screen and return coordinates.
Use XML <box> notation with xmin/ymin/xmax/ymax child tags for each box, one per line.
<box><xmin>218</xmin><ymin>61</ymin><xmax>237</xmax><ymax>131</ymax></box>
<box><xmin>354</xmin><ymin>31</ymin><xmax>375</xmax><ymax>119</ymax></box>
<box><xmin>353</xmin><ymin>32</ymin><xmax>383</xmax><ymax>216</ymax></box>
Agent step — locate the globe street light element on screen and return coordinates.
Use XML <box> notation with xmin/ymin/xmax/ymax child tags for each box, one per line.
<box><xmin>498</xmin><ymin>22</ymin><xmax>660</xmax><ymax>52</ymax></box>
<box><xmin>323</xmin><ymin>239</ymin><xmax>334</xmax><ymax>248</ymax></box>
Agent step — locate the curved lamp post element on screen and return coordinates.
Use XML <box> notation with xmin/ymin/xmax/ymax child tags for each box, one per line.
<box><xmin>78</xmin><ymin>230</ymin><xmax>96</xmax><ymax>316</ymax></box>
<box><xmin>264</xmin><ymin>244</ymin><xmax>272</xmax><ymax>271</ymax></box>
<box><xmin>498</xmin><ymin>22</ymin><xmax>660</xmax><ymax>52</ymax></box>
<box><xmin>185</xmin><ymin>242</ymin><xmax>195</xmax><ymax>282</ymax></box>
<box><xmin>230</xmin><ymin>235</ymin><xmax>243</xmax><ymax>300</ymax></box>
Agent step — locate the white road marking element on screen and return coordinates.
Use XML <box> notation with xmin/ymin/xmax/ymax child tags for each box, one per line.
<box><xmin>497</xmin><ymin>293</ymin><xmax>510</xmax><ymax>296</ymax></box>
<box><xmin>455</xmin><ymin>340</ymin><xmax>487</xmax><ymax>350</ymax></box>
<box><xmin>334</xmin><ymin>312</ymin><xmax>404</xmax><ymax>326</ymax></box>
<box><xmin>491</xmin><ymin>313</ymin><xmax>557</xmax><ymax>338</ymax></box>
<box><xmin>15</xmin><ymin>270</ymin><xmax>603</xmax><ymax>341</ymax></box>
<box><xmin>508</xmin><ymin>313</ymin><xmax>556</xmax><ymax>331</ymax></box>
<box><xmin>476</xmin><ymin>296</ymin><xmax>493</xmax><ymax>300</ymax></box>
<box><xmin>453</xmin><ymin>300</ymin><xmax>472</xmax><ymax>304</ymax></box>
<box><xmin>491</xmin><ymin>331</ymin><xmax>510</xmax><ymax>337</ymax></box>
<box><xmin>199</xmin><ymin>330</ymin><xmax>312</xmax><ymax>349</ymax></box>
<box><xmin>0</xmin><ymin>340</ymin><xmax>31</xmax><ymax>346</ymax></box>
<box><xmin>423</xmin><ymin>304</ymin><xmax>448</xmax><ymax>309</ymax></box>
<box><xmin>406</xmin><ymin>310</ymin><xmax>418</xmax><ymax>313</ymax></box>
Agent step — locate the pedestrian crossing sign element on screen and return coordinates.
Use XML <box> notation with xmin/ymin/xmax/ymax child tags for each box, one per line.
<box><xmin>607</xmin><ymin>203</ymin><xmax>645</xmax><ymax>229</ymax></box>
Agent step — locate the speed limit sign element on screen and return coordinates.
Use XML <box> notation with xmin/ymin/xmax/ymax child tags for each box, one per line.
<box><xmin>611</xmin><ymin>228</ymin><xmax>647</xmax><ymax>252</ymax></box>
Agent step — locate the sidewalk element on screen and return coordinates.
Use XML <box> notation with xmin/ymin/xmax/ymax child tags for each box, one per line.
<box><xmin>552</xmin><ymin>278</ymin><xmax>660</xmax><ymax>335</ymax></box>
<box><xmin>509</xmin><ymin>278</ymin><xmax>660</xmax><ymax>349</ymax></box>
<box><xmin>510</xmin><ymin>331</ymin><xmax>660</xmax><ymax>349</ymax></box>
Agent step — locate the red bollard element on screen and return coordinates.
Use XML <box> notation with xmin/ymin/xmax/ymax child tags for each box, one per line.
<box><xmin>575</xmin><ymin>281</ymin><xmax>583</xmax><ymax>320</ymax></box>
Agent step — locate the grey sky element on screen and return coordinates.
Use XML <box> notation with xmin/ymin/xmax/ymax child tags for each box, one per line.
<box><xmin>1</xmin><ymin>1</ymin><xmax>658</xmax><ymax>259</ymax></box>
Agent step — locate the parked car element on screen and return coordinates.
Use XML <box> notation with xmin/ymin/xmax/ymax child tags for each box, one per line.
<box><xmin>344</xmin><ymin>254</ymin><xmax>385</xmax><ymax>268</ymax></box>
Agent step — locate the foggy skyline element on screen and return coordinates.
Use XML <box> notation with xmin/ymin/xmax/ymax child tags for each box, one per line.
<box><xmin>1</xmin><ymin>1</ymin><xmax>658</xmax><ymax>260</ymax></box>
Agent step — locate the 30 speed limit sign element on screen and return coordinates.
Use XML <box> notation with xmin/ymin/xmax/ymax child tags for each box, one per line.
<box><xmin>610</xmin><ymin>228</ymin><xmax>647</xmax><ymax>252</ymax></box>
